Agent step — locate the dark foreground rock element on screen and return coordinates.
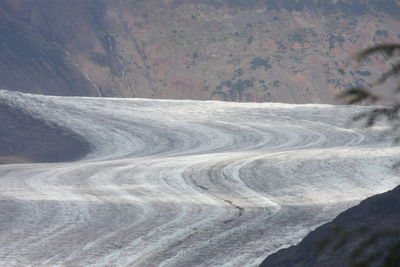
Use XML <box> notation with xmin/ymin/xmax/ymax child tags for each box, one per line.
<box><xmin>0</xmin><ymin>100</ymin><xmax>90</xmax><ymax>164</ymax></box>
<box><xmin>261</xmin><ymin>186</ymin><xmax>400</xmax><ymax>267</ymax></box>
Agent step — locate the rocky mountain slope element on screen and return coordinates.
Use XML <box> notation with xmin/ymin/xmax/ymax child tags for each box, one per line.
<box><xmin>1</xmin><ymin>0</ymin><xmax>399</xmax><ymax>103</ymax></box>
<box><xmin>260</xmin><ymin>185</ymin><xmax>400</xmax><ymax>266</ymax></box>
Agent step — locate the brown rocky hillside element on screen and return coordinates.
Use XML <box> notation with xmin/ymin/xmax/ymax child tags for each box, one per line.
<box><xmin>1</xmin><ymin>0</ymin><xmax>399</xmax><ymax>103</ymax></box>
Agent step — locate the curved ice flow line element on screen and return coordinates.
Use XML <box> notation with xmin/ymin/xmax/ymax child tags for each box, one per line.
<box><xmin>14</xmin><ymin>124</ymin><xmax>344</xmax><ymax>264</ymax></box>
<box><xmin>0</xmin><ymin>90</ymin><xmax>399</xmax><ymax>266</ymax></box>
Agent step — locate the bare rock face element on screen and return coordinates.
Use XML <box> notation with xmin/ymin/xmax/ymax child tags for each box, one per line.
<box><xmin>260</xmin><ymin>185</ymin><xmax>400</xmax><ymax>267</ymax></box>
<box><xmin>0</xmin><ymin>1</ymin><xmax>96</xmax><ymax>96</ymax></box>
<box><xmin>1</xmin><ymin>0</ymin><xmax>399</xmax><ymax>103</ymax></box>
<box><xmin>0</xmin><ymin>100</ymin><xmax>90</xmax><ymax>163</ymax></box>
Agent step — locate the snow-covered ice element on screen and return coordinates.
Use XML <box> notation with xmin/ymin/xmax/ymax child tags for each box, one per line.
<box><xmin>0</xmin><ymin>90</ymin><xmax>399</xmax><ymax>266</ymax></box>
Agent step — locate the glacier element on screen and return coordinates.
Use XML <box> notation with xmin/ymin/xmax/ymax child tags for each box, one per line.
<box><xmin>0</xmin><ymin>90</ymin><xmax>399</xmax><ymax>266</ymax></box>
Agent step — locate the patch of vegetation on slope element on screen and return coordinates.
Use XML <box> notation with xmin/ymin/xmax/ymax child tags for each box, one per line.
<box><xmin>184</xmin><ymin>0</ymin><xmax>400</xmax><ymax>16</ymax></box>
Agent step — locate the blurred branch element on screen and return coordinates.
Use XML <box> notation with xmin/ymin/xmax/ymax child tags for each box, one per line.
<box><xmin>356</xmin><ymin>44</ymin><xmax>400</xmax><ymax>61</ymax></box>
<box><xmin>341</xmin><ymin>43</ymin><xmax>400</xmax><ymax>108</ymax></box>
<box><xmin>377</xmin><ymin>62</ymin><xmax>400</xmax><ymax>84</ymax></box>
<box><xmin>340</xmin><ymin>43</ymin><xmax>400</xmax><ymax>147</ymax></box>
<box><xmin>337</xmin><ymin>87</ymin><xmax>378</xmax><ymax>104</ymax></box>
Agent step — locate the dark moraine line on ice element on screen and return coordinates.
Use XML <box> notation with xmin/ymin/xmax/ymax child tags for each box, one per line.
<box><xmin>0</xmin><ymin>100</ymin><xmax>91</xmax><ymax>164</ymax></box>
